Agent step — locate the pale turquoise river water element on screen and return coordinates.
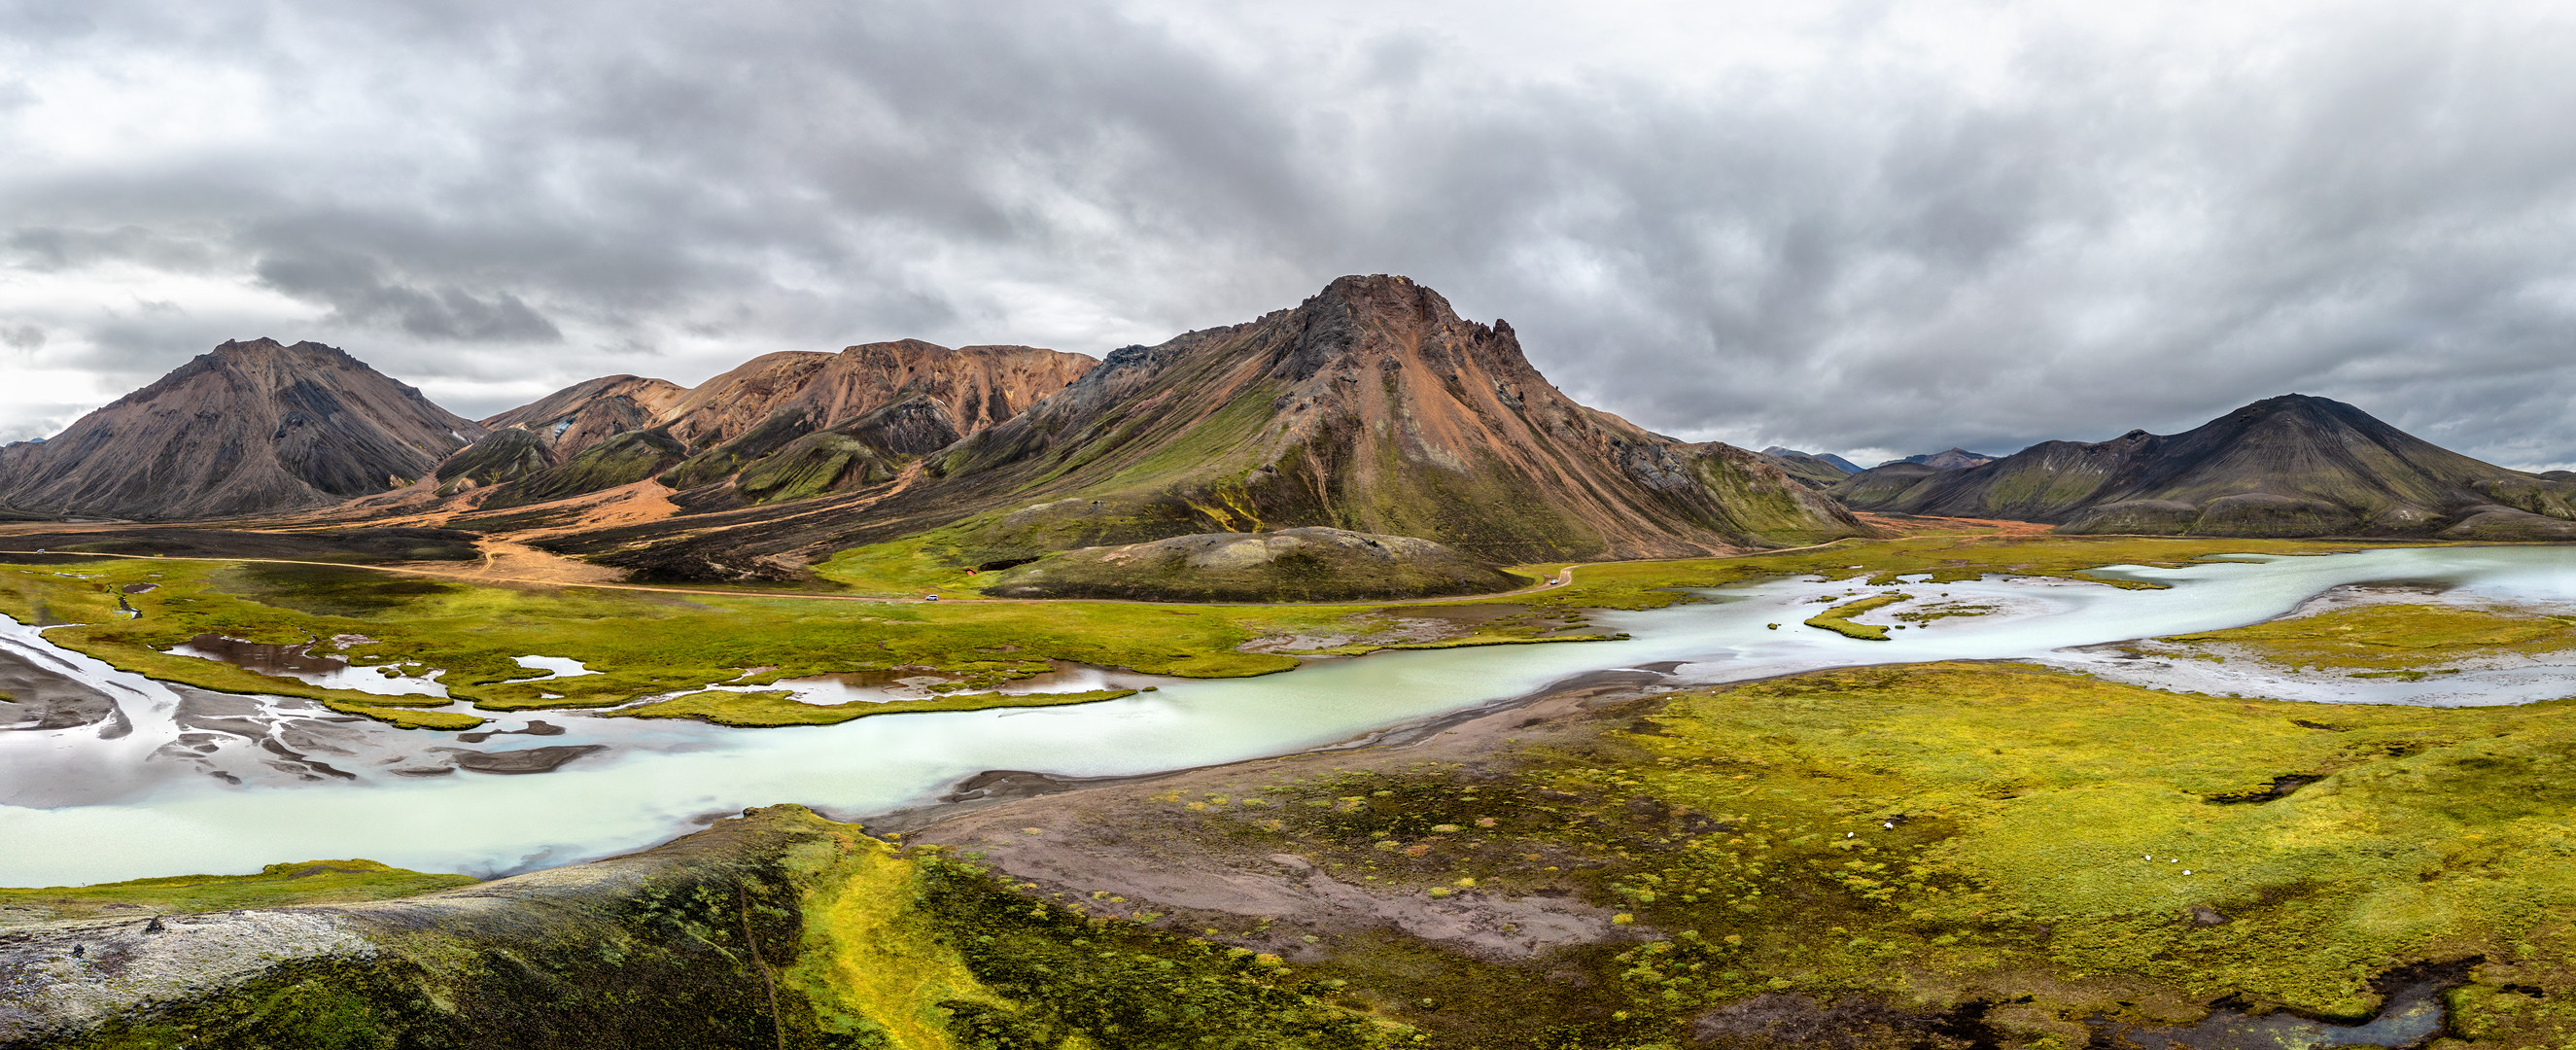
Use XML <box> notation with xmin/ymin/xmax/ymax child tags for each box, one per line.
<box><xmin>3</xmin><ymin>544</ymin><xmax>2573</xmax><ymax>886</ymax></box>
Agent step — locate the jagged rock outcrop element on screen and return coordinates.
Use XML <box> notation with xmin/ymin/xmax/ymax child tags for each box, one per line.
<box><xmin>1832</xmin><ymin>394</ymin><xmax>2576</xmax><ymax>539</ymax></box>
<box><xmin>0</xmin><ymin>339</ymin><xmax>481</xmax><ymax>521</ymax></box>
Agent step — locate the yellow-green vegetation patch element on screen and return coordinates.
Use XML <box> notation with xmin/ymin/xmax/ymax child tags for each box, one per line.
<box><xmin>2169</xmin><ymin>602</ymin><xmax>2576</xmax><ymax>673</ymax></box>
<box><xmin>771</xmin><ymin>816</ymin><xmax>1410</xmax><ymax>1048</ymax></box>
<box><xmin>608</xmin><ymin>687</ymin><xmax>1138</xmax><ymax>727</ymax></box>
<box><xmin>1803</xmin><ymin>592</ymin><xmax>1911</xmax><ymax>640</ymax></box>
<box><xmin>1180</xmin><ymin>662</ymin><xmax>2576</xmax><ymax>1046</ymax></box>
<box><xmin>0</xmin><ymin>858</ymin><xmax>473</xmax><ymax>919</ymax></box>
<box><xmin>813</xmin><ymin>533</ymin><xmax>1005</xmax><ymax>598</ymax></box>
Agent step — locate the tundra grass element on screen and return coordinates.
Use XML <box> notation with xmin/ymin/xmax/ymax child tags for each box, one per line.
<box><xmin>608</xmin><ymin>687</ymin><xmax>1139</xmax><ymax>727</ymax></box>
<box><xmin>1802</xmin><ymin>592</ymin><xmax>1911</xmax><ymax>640</ymax></box>
<box><xmin>1146</xmin><ymin>661</ymin><xmax>2576</xmax><ymax>1047</ymax></box>
<box><xmin>0</xmin><ymin>859</ymin><xmax>473</xmax><ymax>917</ymax></box>
<box><xmin>2167</xmin><ymin>602</ymin><xmax>2576</xmax><ymax>673</ymax></box>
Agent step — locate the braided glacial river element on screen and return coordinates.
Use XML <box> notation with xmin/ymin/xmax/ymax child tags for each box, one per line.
<box><xmin>5</xmin><ymin>544</ymin><xmax>2575</xmax><ymax>887</ymax></box>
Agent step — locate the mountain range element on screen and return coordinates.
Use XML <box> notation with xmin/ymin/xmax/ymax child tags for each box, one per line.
<box><xmin>6</xmin><ymin>279</ymin><xmax>2572</xmax><ymax>579</ymax></box>
<box><xmin>1831</xmin><ymin>394</ymin><xmax>2576</xmax><ymax>540</ymax></box>
<box><xmin>0</xmin><ymin>277</ymin><xmax>1869</xmax><ymax>585</ymax></box>
<box><xmin>531</xmin><ymin>275</ymin><xmax>1869</xmax><ymax>580</ymax></box>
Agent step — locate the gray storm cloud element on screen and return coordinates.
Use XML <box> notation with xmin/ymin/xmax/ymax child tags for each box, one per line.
<box><xmin>0</xmin><ymin>0</ymin><xmax>2572</xmax><ymax>468</ymax></box>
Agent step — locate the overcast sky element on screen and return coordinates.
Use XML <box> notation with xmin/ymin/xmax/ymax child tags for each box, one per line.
<box><xmin>4</xmin><ymin>1</ymin><xmax>2574</xmax><ymax>468</ymax></box>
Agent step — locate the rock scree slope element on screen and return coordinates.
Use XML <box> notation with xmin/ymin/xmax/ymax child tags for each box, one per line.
<box><xmin>0</xmin><ymin>338</ymin><xmax>481</xmax><ymax>521</ymax></box>
<box><xmin>1832</xmin><ymin>393</ymin><xmax>2576</xmax><ymax>539</ymax></box>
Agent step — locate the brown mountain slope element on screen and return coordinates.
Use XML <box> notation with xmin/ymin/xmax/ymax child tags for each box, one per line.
<box><xmin>463</xmin><ymin>341</ymin><xmax>1097</xmax><ymax>510</ymax></box>
<box><xmin>1831</xmin><ymin>394</ymin><xmax>2576</xmax><ymax>539</ymax></box>
<box><xmin>478</xmin><ymin>375</ymin><xmax>686</xmax><ymax>457</ymax></box>
<box><xmin>921</xmin><ymin>275</ymin><xmax>1868</xmax><ymax>563</ymax></box>
<box><xmin>650</xmin><ymin>340</ymin><xmax>1097</xmax><ymax>452</ymax></box>
<box><xmin>555</xmin><ymin>274</ymin><xmax>1871</xmax><ymax>579</ymax></box>
<box><xmin>0</xmin><ymin>339</ymin><xmax>481</xmax><ymax>521</ymax></box>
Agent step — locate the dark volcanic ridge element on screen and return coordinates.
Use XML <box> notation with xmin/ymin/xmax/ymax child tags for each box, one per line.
<box><xmin>1832</xmin><ymin>394</ymin><xmax>2576</xmax><ymax>540</ymax></box>
<box><xmin>0</xmin><ymin>339</ymin><xmax>481</xmax><ymax>522</ymax></box>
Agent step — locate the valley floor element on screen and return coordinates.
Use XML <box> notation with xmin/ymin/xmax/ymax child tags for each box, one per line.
<box><xmin>6</xmin><ymin>533</ymin><xmax>2576</xmax><ymax>1047</ymax></box>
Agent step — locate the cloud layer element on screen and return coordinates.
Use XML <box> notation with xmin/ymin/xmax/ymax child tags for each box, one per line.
<box><xmin>3</xmin><ymin>1</ymin><xmax>2573</xmax><ymax>467</ymax></box>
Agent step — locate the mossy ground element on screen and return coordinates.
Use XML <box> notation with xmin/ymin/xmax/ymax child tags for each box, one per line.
<box><xmin>0</xmin><ymin>859</ymin><xmax>474</xmax><ymax>922</ymax></box>
<box><xmin>2167</xmin><ymin>602</ymin><xmax>2576</xmax><ymax>673</ymax></box>
<box><xmin>608</xmin><ymin>687</ymin><xmax>1139</xmax><ymax>727</ymax></box>
<box><xmin>1069</xmin><ymin>661</ymin><xmax>2576</xmax><ymax>1048</ymax></box>
<box><xmin>1803</xmin><ymin>592</ymin><xmax>1912</xmax><ymax>640</ymax></box>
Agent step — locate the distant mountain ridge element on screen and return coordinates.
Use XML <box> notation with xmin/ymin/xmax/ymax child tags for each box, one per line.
<box><xmin>0</xmin><ymin>339</ymin><xmax>480</xmax><ymax>521</ymax></box>
<box><xmin>1832</xmin><ymin>394</ymin><xmax>2576</xmax><ymax>539</ymax></box>
<box><xmin>1882</xmin><ymin>448</ymin><xmax>1997</xmax><ymax>470</ymax></box>
<box><xmin>434</xmin><ymin>340</ymin><xmax>1097</xmax><ymax>510</ymax></box>
<box><xmin>1759</xmin><ymin>446</ymin><xmax>1861</xmax><ymax>488</ymax></box>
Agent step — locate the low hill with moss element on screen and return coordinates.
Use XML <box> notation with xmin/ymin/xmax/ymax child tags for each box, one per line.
<box><xmin>983</xmin><ymin>527</ymin><xmax>1525</xmax><ymax>602</ymax></box>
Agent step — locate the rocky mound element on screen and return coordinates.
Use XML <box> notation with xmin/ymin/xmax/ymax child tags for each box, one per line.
<box><xmin>0</xmin><ymin>339</ymin><xmax>481</xmax><ymax>521</ymax></box>
<box><xmin>1832</xmin><ymin>394</ymin><xmax>2576</xmax><ymax>539</ymax></box>
<box><xmin>982</xmin><ymin>527</ymin><xmax>1524</xmax><ymax>601</ymax></box>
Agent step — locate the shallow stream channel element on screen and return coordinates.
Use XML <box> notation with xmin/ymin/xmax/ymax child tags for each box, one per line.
<box><xmin>4</xmin><ymin>544</ymin><xmax>2575</xmax><ymax>887</ymax></box>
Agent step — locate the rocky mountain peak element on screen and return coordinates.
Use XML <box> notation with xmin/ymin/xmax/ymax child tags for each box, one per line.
<box><xmin>1264</xmin><ymin>273</ymin><xmax>1530</xmax><ymax>385</ymax></box>
<box><xmin>0</xmin><ymin>339</ymin><xmax>481</xmax><ymax>520</ymax></box>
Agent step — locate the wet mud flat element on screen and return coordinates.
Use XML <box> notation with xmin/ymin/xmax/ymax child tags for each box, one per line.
<box><xmin>165</xmin><ymin>633</ymin><xmax>449</xmax><ymax>698</ymax></box>
<box><xmin>2089</xmin><ymin>959</ymin><xmax>2473</xmax><ymax>1049</ymax></box>
<box><xmin>0</xmin><ymin>526</ymin><xmax>483</xmax><ymax>565</ymax></box>
<box><xmin>0</xmin><ymin>648</ymin><xmax>122</xmax><ymax>734</ymax></box>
